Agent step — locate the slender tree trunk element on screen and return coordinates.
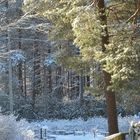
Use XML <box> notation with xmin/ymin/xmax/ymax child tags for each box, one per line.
<box><xmin>43</xmin><ymin>64</ymin><xmax>47</xmax><ymax>93</ymax></box>
<box><xmin>5</xmin><ymin>0</ymin><xmax>13</xmax><ymax>113</ymax></box>
<box><xmin>17</xmin><ymin>28</ymin><xmax>23</xmax><ymax>93</ymax></box>
<box><xmin>79</xmin><ymin>71</ymin><xmax>84</xmax><ymax>105</ymax></box>
<box><xmin>48</xmin><ymin>69</ymin><xmax>52</xmax><ymax>92</ymax></box>
<box><xmin>67</xmin><ymin>71</ymin><xmax>70</xmax><ymax>96</ymax></box>
<box><xmin>32</xmin><ymin>50</ymin><xmax>36</xmax><ymax>110</ymax></box>
<box><xmin>8</xmin><ymin>28</ymin><xmax>13</xmax><ymax>113</ymax></box>
<box><xmin>23</xmin><ymin>61</ymin><xmax>27</xmax><ymax>100</ymax></box>
<box><xmin>32</xmin><ymin>33</ymin><xmax>41</xmax><ymax>110</ymax></box>
<box><xmin>96</xmin><ymin>0</ymin><xmax>119</xmax><ymax>135</ymax></box>
<box><xmin>57</xmin><ymin>67</ymin><xmax>63</xmax><ymax>99</ymax></box>
<box><xmin>47</xmin><ymin>49</ymin><xmax>52</xmax><ymax>93</ymax></box>
<box><xmin>70</xmin><ymin>71</ymin><xmax>73</xmax><ymax>99</ymax></box>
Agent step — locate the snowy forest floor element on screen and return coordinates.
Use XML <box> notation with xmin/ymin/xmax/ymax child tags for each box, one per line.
<box><xmin>30</xmin><ymin>115</ymin><xmax>140</xmax><ymax>140</ymax></box>
<box><xmin>1</xmin><ymin>114</ymin><xmax>140</xmax><ymax>140</ymax></box>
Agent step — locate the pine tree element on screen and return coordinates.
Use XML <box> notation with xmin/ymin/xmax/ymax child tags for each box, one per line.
<box><xmin>23</xmin><ymin>0</ymin><xmax>140</xmax><ymax>133</ymax></box>
<box><xmin>96</xmin><ymin>0</ymin><xmax>118</xmax><ymax>134</ymax></box>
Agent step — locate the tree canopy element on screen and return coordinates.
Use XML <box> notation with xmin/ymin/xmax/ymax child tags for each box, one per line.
<box><xmin>24</xmin><ymin>0</ymin><xmax>140</xmax><ymax>93</ymax></box>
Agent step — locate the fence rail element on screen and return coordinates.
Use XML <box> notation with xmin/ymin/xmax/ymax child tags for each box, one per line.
<box><xmin>105</xmin><ymin>132</ymin><xmax>129</xmax><ymax>140</ymax></box>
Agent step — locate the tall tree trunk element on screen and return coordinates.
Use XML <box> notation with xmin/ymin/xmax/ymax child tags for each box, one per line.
<box><xmin>5</xmin><ymin>0</ymin><xmax>13</xmax><ymax>113</ymax></box>
<box><xmin>43</xmin><ymin>63</ymin><xmax>47</xmax><ymax>93</ymax></box>
<box><xmin>47</xmin><ymin>49</ymin><xmax>52</xmax><ymax>93</ymax></box>
<box><xmin>17</xmin><ymin>1</ymin><xmax>23</xmax><ymax>93</ymax></box>
<box><xmin>17</xmin><ymin>28</ymin><xmax>23</xmax><ymax>93</ymax></box>
<box><xmin>79</xmin><ymin>71</ymin><xmax>84</xmax><ymax>105</ymax></box>
<box><xmin>23</xmin><ymin>61</ymin><xmax>27</xmax><ymax>100</ymax></box>
<box><xmin>67</xmin><ymin>71</ymin><xmax>70</xmax><ymax>99</ymax></box>
<box><xmin>8</xmin><ymin>28</ymin><xmax>13</xmax><ymax>113</ymax></box>
<box><xmin>32</xmin><ymin>33</ymin><xmax>42</xmax><ymax>110</ymax></box>
<box><xmin>57</xmin><ymin>67</ymin><xmax>63</xmax><ymax>100</ymax></box>
<box><xmin>96</xmin><ymin>0</ymin><xmax>119</xmax><ymax>135</ymax></box>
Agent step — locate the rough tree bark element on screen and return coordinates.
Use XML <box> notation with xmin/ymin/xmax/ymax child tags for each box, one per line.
<box><xmin>96</xmin><ymin>0</ymin><xmax>119</xmax><ymax>135</ymax></box>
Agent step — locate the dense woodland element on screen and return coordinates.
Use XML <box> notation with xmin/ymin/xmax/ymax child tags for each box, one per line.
<box><xmin>0</xmin><ymin>0</ymin><xmax>140</xmax><ymax>135</ymax></box>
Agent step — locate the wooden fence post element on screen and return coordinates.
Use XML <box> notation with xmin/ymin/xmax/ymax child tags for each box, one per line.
<box><xmin>40</xmin><ymin>128</ymin><xmax>43</xmax><ymax>139</ymax></box>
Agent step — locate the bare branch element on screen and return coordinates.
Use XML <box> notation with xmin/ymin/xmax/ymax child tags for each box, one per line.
<box><xmin>127</xmin><ymin>0</ymin><xmax>140</xmax><ymax>22</ymax></box>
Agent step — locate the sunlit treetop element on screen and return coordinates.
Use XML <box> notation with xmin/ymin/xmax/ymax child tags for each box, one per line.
<box><xmin>24</xmin><ymin>0</ymin><xmax>140</xmax><ymax>93</ymax></box>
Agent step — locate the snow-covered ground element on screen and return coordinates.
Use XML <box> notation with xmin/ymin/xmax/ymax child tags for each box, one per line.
<box><xmin>31</xmin><ymin>117</ymin><xmax>107</xmax><ymax>140</ymax></box>
<box><xmin>1</xmin><ymin>114</ymin><xmax>140</xmax><ymax>140</ymax></box>
<box><xmin>32</xmin><ymin>115</ymin><xmax>140</xmax><ymax>133</ymax></box>
<box><xmin>52</xmin><ymin>134</ymin><xmax>104</xmax><ymax>140</ymax></box>
<box><xmin>31</xmin><ymin>115</ymin><xmax>140</xmax><ymax>140</ymax></box>
<box><xmin>32</xmin><ymin>117</ymin><xmax>107</xmax><ymax>132</ymax></box>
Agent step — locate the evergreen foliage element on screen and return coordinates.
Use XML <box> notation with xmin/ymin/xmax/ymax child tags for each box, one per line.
<box><xmin>1</xmin><ymin>0</ymin><xmax>140</xmax><ymax>123</ymax></box>
<box><xmin>24</xmin><ymin>0</ymin><xmax>140</xmax><ymax>93</ymax></box>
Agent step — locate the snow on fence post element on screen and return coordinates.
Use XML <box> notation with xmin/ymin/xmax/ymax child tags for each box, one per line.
<box><xmin>129</xmin><ymin>121</ymin><xmax>140</xmax><ymax>140</ymax></box>
<box><xmin>105</xmin><ymin>133</ymin><xmax>126</xmax><ymax>140</ymax></box>
<box><xmin>40</xmin><ymin>127</ymin><xmax>48</xmax><ymax>139</ymax></box>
